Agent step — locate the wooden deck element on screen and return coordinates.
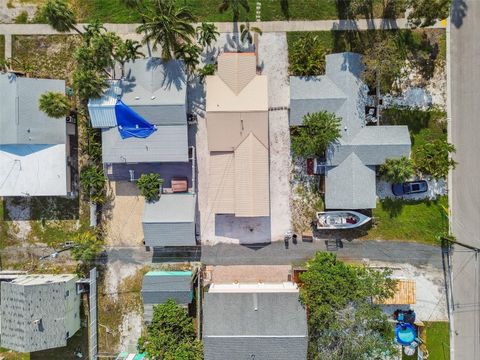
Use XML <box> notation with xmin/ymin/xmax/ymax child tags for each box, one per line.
<box><xmin>378</xmin><ymin>279</ymin><xmax>416</xmax><ymax>305</ymax></box>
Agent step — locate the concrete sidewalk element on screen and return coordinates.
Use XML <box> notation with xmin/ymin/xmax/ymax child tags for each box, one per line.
<box><xmin>0</xmin><ymin>18</ymin><xmax>445</xmax><ymax>36</ymax></box>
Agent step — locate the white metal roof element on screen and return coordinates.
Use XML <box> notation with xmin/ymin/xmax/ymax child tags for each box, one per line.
<box><xmin>0</xmin><ymin>144</ymin><xmax>67</xmax><ymax>196</ymax></box>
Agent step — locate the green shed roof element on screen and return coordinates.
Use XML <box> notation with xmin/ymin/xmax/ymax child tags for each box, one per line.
<box><xmin>146</xmin><ymin>270</ymin><xmax>192</xmax><ymax>277</ymax></box>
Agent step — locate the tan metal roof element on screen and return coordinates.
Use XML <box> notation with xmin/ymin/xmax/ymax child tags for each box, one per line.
<box><xmin>207</xmin><ymin>111</ymin><xmax>269</xmax><ymax>151</ymax></box>
<box><xmin>208</xmin><ymin>152</ymin><xmax>235</xmax><ymax>214</ymax></box>
<box><xmin>206</xmin><ymin>52</ymin><xmax>270</xmax><ymax>218</ymax></box>
<box><xmin>218</xmin><ymin>52</ymin><xmax>257</xmax><ymax>95</ymax></box>
<box><xmin>205</xmin><ymin>53</ymin><xmax>268</xmax><ymax>113</ymax></box>
<box><xmin>208</xmin><ymin>134</ymin><xmax>270</xmax><ymax>217</ymax></box>
<box><xmin>234</xmin><ymin>133</ymin><xmax>270</xmax><ymax>217</ymax></box>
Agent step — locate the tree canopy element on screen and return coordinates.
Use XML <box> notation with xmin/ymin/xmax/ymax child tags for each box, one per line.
<box><xmin>136</xmin><ymin>0</ymin><xmax>196</xmax><ymax>61</ymax></box>
<box><xmin>300</xmin><ymin>252</ymin><xmax>397</xmax><ymax>360</ymax></box>
<box><xmin>138</xmin><ymin>300</ymin><xmax>203</xmax><ymax>360</ymax></box>
<box><xmin>413</xmin><ymin>138</ymin><xmax>456</xmax><ymax>179</ymax></box>
<box><xmin>39</xmin><ymin>0</ymin><xmax>81</xmax><ymax>34</ymax></box>
<box><xmin>407</xmin><ymin>0</ymin><xmax>451</xmax><ymax>28</ymax></box>
<box><xmin>291</xmin><ymin>111</ymin><xmax>342</xmax><ymax>158</ymax></box>
<box><xmin>379</xmin><ymin>156</ymin><xmax>414</xmax><ymax>183</ymax></box>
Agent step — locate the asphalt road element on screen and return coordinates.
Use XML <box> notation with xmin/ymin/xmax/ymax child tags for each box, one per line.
<box><xmin>101</xmin><ymin>239</ymin><xmax>443</xmax><ymax>269</ymax></box>
<box><xmin>450</xmin><ymin>1</ymin><xmax>480</xmax><ymax>359</ymax></box>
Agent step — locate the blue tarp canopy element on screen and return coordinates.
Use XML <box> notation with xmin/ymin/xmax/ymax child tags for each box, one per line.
<box><xmin>115</xmin><ymin>100</ymin><xmax>157</xmax><ymax>139</ymax></box>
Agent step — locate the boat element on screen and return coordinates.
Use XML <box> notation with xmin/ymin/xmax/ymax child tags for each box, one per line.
<box><xmin>316</xmin><ymin>211</ymin><xmax>371</xmax><ymax>229</ymax></box>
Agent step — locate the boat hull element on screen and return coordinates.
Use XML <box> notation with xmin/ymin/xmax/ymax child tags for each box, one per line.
<box><xmin>316</xmin><ymin>211</ymin><xmax>371</xmax><ymax>230</ymax></box>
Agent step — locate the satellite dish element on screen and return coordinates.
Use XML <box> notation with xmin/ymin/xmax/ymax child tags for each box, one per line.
<box><xmin>404</xmin><ymin>346</ymin><xmax>416</xmax><ymax>356</ymax></box>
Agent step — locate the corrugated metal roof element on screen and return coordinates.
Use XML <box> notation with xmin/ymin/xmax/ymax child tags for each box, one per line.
<box><xmin>87</xmin><ymin>80</ymin><xmax>120</xmax><ymax>128</ymax></box>
<box><xmin>234</xmin><ymin>133</ymin><xmax>270</xmax><ymax>217</ymax></box>
<box><xmin>0</xmin><ymin>73</ymin><xmax>66</xmax><ymax>145</ymax></box>
<box><xmin>217</xmin><ymin>53</ymin><xmax>257</xmax><ymax>95</ymax></box>
<box><xmin>143</xmin><ymin>194</ymin><xmax>196</xmax><ymax>223</ymax></box>
<box><xmin>102</xmin><ymin>125</ymin><xmax>188</xmax><ymax>163</ymax></box>
<box><xmin>206</xmin><ymin>111</ymin><xmax>269</xmax><ymax>152</ymax></box>
<box><xmin>208</xmin><ymin>152</ymin><xmax>235</xmax><ymax>214</ymax></box>
<box><xmin>206</xmin><ymin>53</ymin><xmax>267</xmax><ymax>113</ymax></box>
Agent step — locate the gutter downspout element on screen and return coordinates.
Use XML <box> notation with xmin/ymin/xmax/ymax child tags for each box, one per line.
<box><xmin>190</xmin><ymin>145</ymin><xmax>196</xmax><ymax>195</ymax></box>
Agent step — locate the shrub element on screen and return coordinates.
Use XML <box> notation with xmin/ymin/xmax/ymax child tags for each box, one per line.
<box><xmin>288</xmin><ymin>33</ymin><xmax>328</xmax><ymax>76</ymax></box>
<box><xmin>379</xmin><ymin>156</ymin><xmax>414</xmax><ymax>183</ymax></box>
<box><xmin>291</xmin><ymin>111</ymin><xmax>341</xmax><ymax>158</ymax></box>
<box><xmin>137</xmin><ymin>173</ymin><xmax>164</xmax><ymax>202</ymax></box>
<box><xmin>413</xmin><ymin>138</ymin><xmax>456</xmax><ymax>179</ymax></box>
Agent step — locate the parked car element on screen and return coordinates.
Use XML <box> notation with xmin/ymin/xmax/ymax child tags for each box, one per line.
<box><xmin>392</xmin><ymin>180</ymin><xmax>428</xmax><ymax>196</ymax></box>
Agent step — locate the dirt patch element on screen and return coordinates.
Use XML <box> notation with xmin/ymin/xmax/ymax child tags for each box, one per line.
<box><xmin>103</xmin><ymin>181</ymin><xmax>145</xmax><ymax>247</ymax></box>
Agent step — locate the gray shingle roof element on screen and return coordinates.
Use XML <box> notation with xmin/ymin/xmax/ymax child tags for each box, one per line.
<box><xmin>0</xmin><ymin>275</ymin><xmax>80</xmax><ymax>353</ymax></box>
<box><xmin>290</xmin><ymin>52</ymin><xmax>411</xmax><ymax>209</ymax></box>
<box><xmin>0</xmin><ymin>73</ymin><xmax>66</xmax><ymax>145</ymax></box>
<box><xmin>203</xmin><ymin>291</ymin><xmax>308</xmax><ymax>360</ymax></box>
<box><xmin>101</xmin><ymin>124</ymin><xmax>188</xmax><ymax>163</ymax></box>
<box><xmin>325</xmin><ymin>154</ymin><xmax>377</xmax><ymax>209</ymax></box>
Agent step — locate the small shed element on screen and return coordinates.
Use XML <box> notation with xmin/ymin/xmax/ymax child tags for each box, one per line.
<box><xmin>142</xmin><ymin>193</ymin><xmax>196</xmax><ymax>247</ymax></box>
<box><xmin>141</xmin><ymin>271</ymin><xmax>193</xmax><ymax>323</ymax></box>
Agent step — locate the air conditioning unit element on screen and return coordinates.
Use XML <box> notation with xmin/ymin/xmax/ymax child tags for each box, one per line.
<box><xmin>66</xmin><ymin>116</ymin><xmax>76</xmax><ymax>124</ymax></box>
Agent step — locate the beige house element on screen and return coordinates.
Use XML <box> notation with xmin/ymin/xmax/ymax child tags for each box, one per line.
<box><xmin>206</xmin><ymin>53</ymin><xmax>269</xmax><ymax>217</ymax></box>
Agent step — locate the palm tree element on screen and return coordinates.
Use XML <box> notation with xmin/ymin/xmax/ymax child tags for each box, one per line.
<box><xmin>175</xmin><ymin>43</ymin><xmax>201</xmax><ymax>76</ymax></box>
<box><xmin>114</xmin><ymin>39</ymin><xmax>145</xmax><ymax>78</ymax></box>
<box><xmin>196</xmin><ymin>22</ymin><xmax>220</xmax><ymax>49</ymax></box>
<box><xmin>291</xmin><ymin>111</ymin><xmax>342</xmax><ymax>158</ymax></box>
<box><xmin>218</xmin><ymin>0</ymin><xmax>250</xmax><ymax>21</ymax></box>
<box><xmin>240</xmin><ymin>21</ymin><xmax>262</xmax><ymax>45</ymax></box>
<box><xmin>83</xmin><ymin>20</ymin><xmax>107</xmax><ymax>44</ymax></box>
<box><xmin>38</xmin><ymin>91</ymin><xmax>71</xmax><ymax>118</ymax></box>
<box><xmin>41</xmin><ymin>0</ymin><xmax>82</xmax><ymax>35</ymax></box>
<box><xmin>379</xmin><ymin>157</ymin><xmax>414</xmax><ymax>183</ymax></box>
<box><xmin>73</xmin><ymin>69</ymin><xmax>109</xmax><ymax>101</ymax></box>
<box><xmin>136</xmin><ymin>0</ymin><xmax>196</xmax><ymax>61</ymax></box>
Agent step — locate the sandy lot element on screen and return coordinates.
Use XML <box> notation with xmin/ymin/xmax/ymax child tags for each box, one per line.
<box><xmin>370</xmin><ymin>261</ymin><xmax>448</xmax><ymax>321</ymax></box>
<box><xmin>103</xmin><ymin>181</ymin><xmax>145</xmax><ymax>247</ymax></box>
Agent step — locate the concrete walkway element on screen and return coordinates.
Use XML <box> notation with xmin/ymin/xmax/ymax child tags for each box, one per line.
<box><xmin>0</xmin><ymin>18</ymin><xmax>446</xmax><ymax>58</ymax></box>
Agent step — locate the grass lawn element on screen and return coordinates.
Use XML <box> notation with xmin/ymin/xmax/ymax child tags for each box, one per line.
<box><xmin>74</xmin><ymin>0</ymin><xmax>401</xmax><ymax>23</ymax></box>
<box><xmin>403</xmin><ymin>321</ymin><xmax>450</xmax><ymax>360</ymax></box>
<box><xmin>11</xmin><ymin>35</ymin><xmax>81</xmax><ymax>86</ymax></box>
<box><xmin>382</xmin><ymin>106</ymin><xmax>447</xmax><ymax>154</ymax></box>
<box><xmin>0</xmin><ymin>348</ymin><xmax>30</xmax><ymax>360</ymax></box>
<box><xmin>363</xmin><ymin>196</ymin><xmax>448</xmax><ymax>244</ymax></box>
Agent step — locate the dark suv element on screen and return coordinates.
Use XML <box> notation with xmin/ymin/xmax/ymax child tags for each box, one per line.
<box><xmin>392</xmin><ymin>180</ymin><xmax>428</xmax><ymax>196</ymax></box>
